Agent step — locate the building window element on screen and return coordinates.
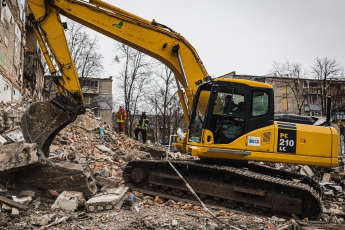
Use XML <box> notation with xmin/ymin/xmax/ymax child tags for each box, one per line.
<box><xmin>85</xmin><ymin>96</ymin><xmax>93</xmax><ymax>105</ymax></box>
<box><xmin>283</xmin><ymin>97</ymin><xmax>288</xmax><ymax>111</ymax></box>
<box><xmin>282</xmin><ymin>83</ymin><xmax>287</xmax><ymax>96</ymax></box>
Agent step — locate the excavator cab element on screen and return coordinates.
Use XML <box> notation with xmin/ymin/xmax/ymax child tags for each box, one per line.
<box><xmin>184</xmin><ymin>78</ymin><xmax>338</xmax><ymax>167</ymax></box>
<box><xmin>188</xmin><ymin>78</ymin><xmax>274</xmax><ymax>146</ymax></box>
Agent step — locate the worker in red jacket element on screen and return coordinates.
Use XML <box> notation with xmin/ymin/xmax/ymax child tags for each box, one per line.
<box><xmin>116</xmin><ymin>105</ymin><xmax>127</xmax><ymax>134</ymax></box>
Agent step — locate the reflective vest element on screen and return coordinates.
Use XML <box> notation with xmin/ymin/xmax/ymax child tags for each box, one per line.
<box><xmin>136</xmin><ymin>116</ymin><xmax>149</xmax><ymax>130</ymax></box>
<box><xmin>116</xmin><ymin>109</ymin><xmax>127</xmax><ymax>123</ymax></box>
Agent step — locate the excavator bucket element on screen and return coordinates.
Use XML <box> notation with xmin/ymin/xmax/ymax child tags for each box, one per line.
<box><xmin>21</xmin><ymin>101</ymin><xmax>77</xmax><ymax>157</ymax></box>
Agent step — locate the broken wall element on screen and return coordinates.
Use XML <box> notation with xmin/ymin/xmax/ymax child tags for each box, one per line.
<box><xmin>0</xmin><ymin>0</ymin><xmax>24</xmax><ymax>103</ymax></box>
<box><xmin>0</xmin><ymin>0</ymin><xmax>45</xmax><ymax>103</ymax></box>
<box><xmin>23</xmin><ymin>22</ymin><xmax>45</xmax><ymax>101</ymax></box>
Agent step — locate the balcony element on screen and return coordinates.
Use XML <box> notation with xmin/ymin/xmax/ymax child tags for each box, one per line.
<box><xmin>304</xmin><ymin>104</ymin><xmax>321</xmax><ymax>112</ymax></box>
<box><xmin>81</xmin><ymin>85</ymin><xmax>100</xmax><ymax>94</ymax></box>
<box><xmin>81</xmin><ymin>79</ymin><xmax>100</xmax><ymax>94</ymax></box>
<box><xmin>303</xmin><ymin>87</ymin><xmax>321</xmax><ymax>94</ymax></box>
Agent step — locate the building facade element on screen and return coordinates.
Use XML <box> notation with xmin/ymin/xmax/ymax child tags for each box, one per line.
<box><xmin>81</xmin><ymin>77</ymin><xmax>113</xmax><ymax>126</ymax></box>
<box><xmin>0</xmin><ymin>0</ymin><xmax>45</xmax><ymax>103</ymax></box>
<box><xmin>223</xmin><ymin>73</ymin><xmax>345</xmax><ymax>118</ymax></box>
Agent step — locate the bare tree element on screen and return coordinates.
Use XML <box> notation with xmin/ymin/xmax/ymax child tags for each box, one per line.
<box><xmin>44</xmin><ymin>19</ymin><xmax>103</xmax><ymax>80</ymax></box>
<box><xmin>312</xmin><ymin>57</ymin><xmax>344</xmax><ymax>115</ymax></box>
<box><xmin>271</xmin><ymin>61</ymin><xmax>306</xmax><ymax>115</ymax></box>
<box><xmin>147</xmin><ymin>65</ymin><xmax>184</xmax><ymax>143</ymax></box>
<box><xmin>114</xmin><ymin>43</ymin><xmax>154</xmax><ymax>136</ymax></box>
<box><xmin>65</xmin><ymin>19</ymin><xmax>103</xmax><ymax>80</ymax></box>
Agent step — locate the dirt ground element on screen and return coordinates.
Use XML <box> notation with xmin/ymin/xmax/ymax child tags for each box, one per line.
<box><xmin>1</xmin><ymin>194</ymin><xmax>345</xmax><ymax>230</ymax></box>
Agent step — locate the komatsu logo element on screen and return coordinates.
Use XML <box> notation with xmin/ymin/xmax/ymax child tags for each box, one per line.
<box><xmin>112</xmin><ymin>21</ymin><xmax>124</xmax><ymax>28</ymax></box>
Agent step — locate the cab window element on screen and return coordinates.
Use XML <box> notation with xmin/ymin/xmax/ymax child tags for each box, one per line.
<box><xmin>189</xmin><ymin>89</ymin><xmax>210</xmax><ymax>143</ymax></box>
<box><xmin>210</xmin><ymin>87</ymin><xmax>245</xmax><ymax>144</ymax></box>
<box><xmin>252</xmin><ymin>91</ymin><xmax>269</xmax><ymax>117</ymax></box>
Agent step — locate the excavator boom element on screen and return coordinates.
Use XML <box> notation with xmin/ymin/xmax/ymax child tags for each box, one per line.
<box><xmin>23</xmin><ymin>0</ymin><xmax>209</xmax><ymax>156</ymax></box>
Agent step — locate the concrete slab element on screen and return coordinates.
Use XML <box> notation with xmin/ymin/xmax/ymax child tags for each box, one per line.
<box><xmin>86</xmin><ymin>186</ymin><xmax>128</xmax><ymax>212</ymax></box>
<box><xmin>0</xmin><ymin>142</ymin><xmax>41</xmax><ymax>173</ymax></box>
<box><xmin>51</xmin><ymin>191</ymin><xmax>85</xmax><ymax>211</ymax></box>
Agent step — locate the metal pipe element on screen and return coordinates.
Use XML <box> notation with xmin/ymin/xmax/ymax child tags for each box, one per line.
<box><xmin>32</xmin><ymin>26</ymin><xmax>56</xmax><ymax>74</ymax></box>
<box><xmin>173</xmin><ymin>45</ymin><xmax>188</xmax><ymax>87</ymax></box>
<box><xmin>174</xmin><ymin>78</ymin><xmax>190</xmax><ymax>126</ymax></box>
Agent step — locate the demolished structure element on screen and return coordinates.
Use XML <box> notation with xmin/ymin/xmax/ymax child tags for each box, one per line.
<box><xmin>0</xmin><ymin>101</ymin><xmax>345</xmax><ymax>229</ymax></box>
<box><xmin>0</xmin><ymin>0</ymin><xmax>45</xmax><ymax>103</ymax></box>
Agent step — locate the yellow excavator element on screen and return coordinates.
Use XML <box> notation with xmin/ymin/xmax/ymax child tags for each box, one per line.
<box><xmin>23</xmin><ymin>0</ymin><xmax>338</xmax><ymax>220</ymax></box>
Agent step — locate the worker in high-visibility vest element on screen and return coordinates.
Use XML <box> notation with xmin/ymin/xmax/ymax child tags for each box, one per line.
<box><xmin>116</xmin><ymin>105</ymin><xmax>127</xmax><ymax>134</ymax></box>
<box><xmin>135</xmin><ymin>111</ymin><xmax>149</xmax><ymax>143</ymax></box>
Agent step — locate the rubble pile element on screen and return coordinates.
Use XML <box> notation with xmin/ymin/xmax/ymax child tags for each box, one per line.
<box><xmin>0</xmin><ymin>100</ymin><xmax>30</xmax><ymax>144</ymax></box>
<box><xmin>50</xmin><ymin>109</ymin><xmax>156</xmax><ymax>186</ymax></box>
<box><xmin>270</xmin><ymin>162</ymin><xmax>345</xmax><ymax>223</ymax></box>
<box><xmin>0</xmin><ymin>100</ymin><xmax>42</xmax><ymax>174</ymax></box>
<box><xmin>1</xmin><ymin>101</ymin><xmax>345</xmax><ymax>229</ymax></box>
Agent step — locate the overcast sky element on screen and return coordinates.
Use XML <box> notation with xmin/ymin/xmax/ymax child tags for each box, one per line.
<box><xmin>92</xmin><ymin>0</ymin><xmax>345</xmax><ymax>78</ymax></box>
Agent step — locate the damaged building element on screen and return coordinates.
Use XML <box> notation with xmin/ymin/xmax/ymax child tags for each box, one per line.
<box><xmin>44</xmin><ymin>76</ymin><xmax>114</xmax><ymax>126</ymax></box>
<box><xmin>0</xmin><ymin>0</ymin><xmax>45</xmax><ymax>103</ymax></box>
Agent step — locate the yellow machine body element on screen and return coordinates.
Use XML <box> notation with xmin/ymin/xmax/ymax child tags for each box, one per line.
<box><xmin>176</xmin><ymin>78</ymin><xmax>339</xmax><ymax>167</ymax></box>
<box><xmin>182</xmin><ymin>122</ymin><xmax>338</xmax><ymax>167</ymax></box>
<box><xmin>25</xmin><ymin>0</ymin><xmax>339</xmax><ymax>167</ymax></box>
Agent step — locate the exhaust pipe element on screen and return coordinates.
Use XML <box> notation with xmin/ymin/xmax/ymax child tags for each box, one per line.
<box><xmin>326</xmin><ymin>96</ymin><xmax>332</xmax><ymax>126</ymax></box>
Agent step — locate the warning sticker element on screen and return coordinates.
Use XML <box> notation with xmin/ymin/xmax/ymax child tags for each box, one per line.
<box><xmin>248</xmin><ymin>136</ymin><xmax>260</xmax><ymax>146</ymax></box>
<box><xmin>277</xmin><ymin>129</ymin><xmax>296</xmax><ymax>153</ymax></box>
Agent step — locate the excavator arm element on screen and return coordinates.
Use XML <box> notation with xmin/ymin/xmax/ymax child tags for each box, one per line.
<box><xmin>22</xmin><ymin>0</ymin><xmax>209</xmax><ymax>156</ymax></box>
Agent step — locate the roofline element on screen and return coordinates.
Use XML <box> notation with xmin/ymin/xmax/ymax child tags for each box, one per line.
<box><xmin>220</xmin><ymin>72</ymin><xmax>345</xmax><ymax>83</ymax></box>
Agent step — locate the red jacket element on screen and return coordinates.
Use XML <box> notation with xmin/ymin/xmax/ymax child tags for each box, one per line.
<box><xmin>116</xmin><ymin>108</ymin><xmax>127</xmax><ymax>123</ymax></box>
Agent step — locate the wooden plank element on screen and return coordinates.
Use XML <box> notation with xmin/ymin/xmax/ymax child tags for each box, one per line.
<box><xmin>0</xmin><ymin>195</ymin><xmax>29</xmax><ymax>210</ymax></box>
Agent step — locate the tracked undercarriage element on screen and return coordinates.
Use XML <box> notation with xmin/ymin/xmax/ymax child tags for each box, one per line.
<box><xmin>124</xmin><ymin>159</ymin><xmax>322</xmax><ymax>220</ymax></box>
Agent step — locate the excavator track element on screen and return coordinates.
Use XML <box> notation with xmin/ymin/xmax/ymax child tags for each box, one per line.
<box><xmin>124</xmin><ymin>159</ymin><xmax>322</xmax><ymax>220</ymax></box>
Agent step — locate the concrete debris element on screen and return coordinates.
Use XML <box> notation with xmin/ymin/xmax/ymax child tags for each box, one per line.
<box><xmin>95</xmin><ymin>144</ymin><xmax>112</xmax><ymax>153</ymax></box>
<box><xmin>321</xmin><ymin>173</ymin><xmax>331</xmax><ymax>182</ymax></box>
<box><xmin>4</xmin><ymin>128</ymin><xmax>24</xmax><ymax>142</ymax></box>
<box><xmin>86</xmin><ymin>186</ymin><xmax>128</xmax><ymax>212</ymax></box>
<box><xmin>0</xmin><ymin>142</ymin><xmax>41</xmax><ymax>173</ymax></box>
<box><xmin>12</xmin><ymin>196</ymin><xmax>32</xmax><ymax>205</ymax></box>
<box><xmin>39</xmin><ymin>214</ymin><xmax>55</xmax><ymax>226</ymax></box>
<box><xmin>0</xmin><ymin>135</ymin><xmax>7</xmax><ymax>145</ymax></box>
<box><xmin>12</xmin><ymin>159</ymin><xmax>97</xmax><ymax>198</ymax></box>
<box><xmin>11</xmin><ymin>208</ymin><xmax>19</xmax><ymax>215</ymax></box>
<box><xmin>94</xmin><ymin>175</ymin><xmax>118</xmax><ymax>188</ymax></box>
<box><xmin>1</xmin><ymin>102</ymin><xmax>345</xmax><ymax>229</ymax></box>
<box><xmin>51</xmin><ymin>191</ymin><xmax>85</xmax><ymax>211</ymax></box>
<box><xmin>171</xmin><ymin>219</ymin><xmax>178</xmax><ymax>226</ymax></box>
<box><xmin>71</xmin><ymin>114</ymin><xmax>100</xmax><ymax>131</ymax></box>
<box><xmin>1</xmin><ymin>204</ymin><xmax>12</xmax><ymax>211</ymax></box>
<box><xmin>0</xmin><ymin>195</ymin><xmax>29</xmax><ymax>210</ymax></box>
<box><xmin>330</xmin><ymin>185</ymin><xmax>343</xmax><ymax>193</ymax></box>
<box><xmin>300</xmin><ymin>165</ymin><xmax>314</xmax><ymax>177</ymax></box>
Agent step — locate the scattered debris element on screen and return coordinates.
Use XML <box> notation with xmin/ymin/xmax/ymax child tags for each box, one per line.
<box><xmin>0</xmin><ymin>195</ymin><xmax>29</xmax><ymax>211</ymax></box>
<box><xmin>86</xmin><ymin>186</ymin><xmax>128</xmax><ymax>212</ymax></box>
<box><xmin>0</xmin><ymin>102</ymin><xmax>345</xmax><ymax>229</ymax></box>
<box><xmin>0</xmin><ymin>142</ymin><xmax>41</xmax><ymax>173</ymax></box>
<box><xmin>51</xmin><ymin>191</ymin><xmax>85</xmax><ymax>211</ymax></box>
